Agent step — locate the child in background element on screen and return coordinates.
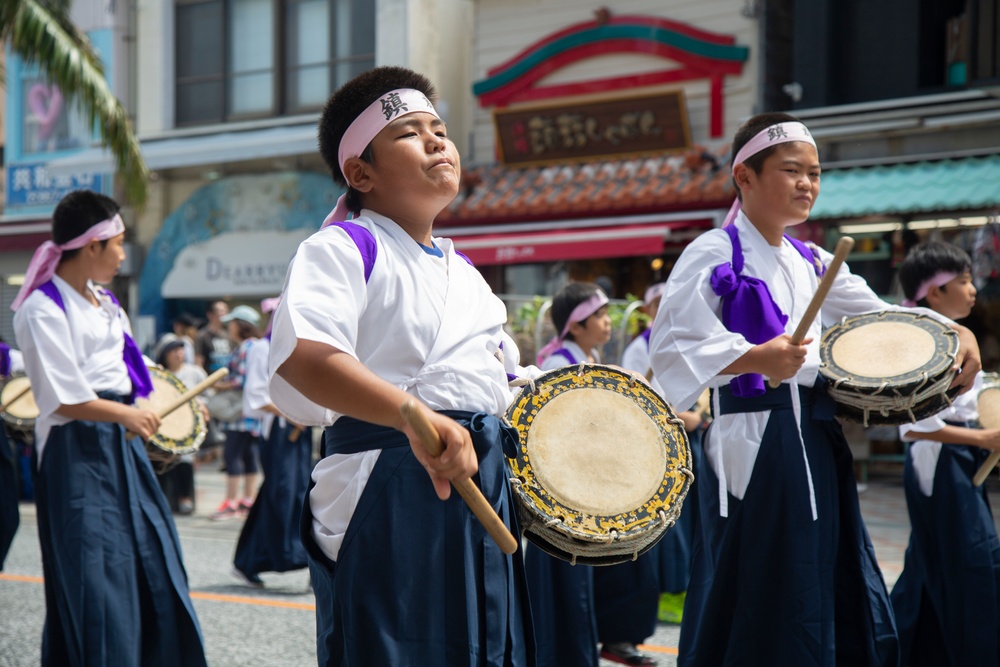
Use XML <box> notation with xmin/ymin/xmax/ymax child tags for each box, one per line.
<box><xmin>891</xmin><ymin>241</ymin><xmax>1000</xmax><ymax>666</ymax></box>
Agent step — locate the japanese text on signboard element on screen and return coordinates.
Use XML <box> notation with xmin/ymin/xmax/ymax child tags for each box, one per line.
<box><xmin>494</xmin><ymin>91</ymin><xmax>690</xmax><ymax>166</ymax></box>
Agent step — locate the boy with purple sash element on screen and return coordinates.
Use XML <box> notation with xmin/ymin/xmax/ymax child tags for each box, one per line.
<box><xmin>12</xmin><ymin>190</ymin><xmax>207</xmax><ymax>667</ymax></box>
<box><xmin>649</xmin><ymin>113</ymin><xmax>982</xmax><ymax>666</ymax></box>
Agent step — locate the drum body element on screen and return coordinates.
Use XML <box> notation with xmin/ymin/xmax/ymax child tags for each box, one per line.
<box><xmin>819</xmin><ymin>311</ymin><xmax>959</xmax><ymax>426</ymax></box>
<box><xmin>978</xmin><ymin>373</ymin><xmax>1000</xmax><ymax>429</ymax></box>
<box><xmin>506</xmin><ymin>364</ymin><xmax>693</xmax><ymax>566</ymax></box>
<box><xmin>134</xmin><ymin>367</ymin><xmax>207</xmax><ymax>472</ymax></box>
<box><xmin>0</xmin><ymin>373</ymin><xmax>39</xmax><ymax>441</ymax></box>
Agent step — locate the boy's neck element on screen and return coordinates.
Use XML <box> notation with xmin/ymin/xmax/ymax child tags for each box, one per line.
<box><xmin>54</xmin><ymin>262</ymin><xmax>97</xmax><ymax>304</ymax></box>
<box><xmin>741</xmin><ymin>207</ymin><xmax>796</xmax><ymax>246</ymax></box>
<box><xmin>362</xmin><ymin>199</ymin><xmax>445</xmax><ymax>247</ymax></box>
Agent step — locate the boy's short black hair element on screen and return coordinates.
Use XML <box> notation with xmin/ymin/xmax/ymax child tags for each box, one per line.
<box><xmin>730</xmin><ymin>112</ymin><xmax>803</xmax><ymax>200</ymax></box>
<box><xmin>551</xmin><ymin>282</ymin><xmax>604</xmax><ymax>342</ymax></box>
<box><xmin>52</xmin><ymin>190</ymin><xmax>120</xmax><ymax>260</ymax></box>
<box><xmin>898</xmin><ymin>241</ymin><xmax>972</xmax><ymax>306</ymax></box>
<box><xmin>318</xmin><ymin>66</ymin><xmax>438</xmax><ymax>215</ymax></box>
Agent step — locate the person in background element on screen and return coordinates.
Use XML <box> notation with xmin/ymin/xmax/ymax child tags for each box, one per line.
<box><xmin>891</xmin><ymin>241</ymin><xmax>1000</xmax><ymax>666</ymax></box>
<box><xmin>232</xmin><ymin>297</ymin><xmax>313</xmax><ymax>587</ymax></box>
<box><xmin>154</xmin><ymin>332</ymin><xmax>208</xmax><ymax>515</ymax></box>
<box><xmin>529</xmin><ymin>280</ymin><xmax>613</xmax><ymax>667</ymax></box>
<box><xmin>172</xmin><ymin>313</ymin><xmax>200</xmax><ymax>366</ymax></box>
<box><xmin>195</xmin><ymin>300</ymin><xmax>233</xmax><ymax>375</ymax></box>
<box><xmin>0</xmin><ymin>336</ymin><xmax>26</xmax><ymax>570</ymax></box>
<box><xmin>211</xmin><ymin>305</ymin><xmax>262</xmax><ymax>520</ymax></box>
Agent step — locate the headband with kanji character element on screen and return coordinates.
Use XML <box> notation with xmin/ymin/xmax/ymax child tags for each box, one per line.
<box><xmin>722</xmin><ymin>122</ymin><xmax>817</xmax><ymax>227</ymax></box>
<box><xmin>324</xmin><ymin>88</ymin><xmax>439</xmax><ymax>226</ymax></box>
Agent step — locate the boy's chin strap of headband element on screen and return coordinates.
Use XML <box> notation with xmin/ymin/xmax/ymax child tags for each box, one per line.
<box><xmin>11</xmin><ymin>214</ymin><xmax>126</xmax><ymax>311</ymax></box>
<box><xmin>324</xmin><ymin>88</ymin><xmax>439</xmax><ymax>226</ymax></box>
<box><xmin>722</xmin><ymin>121</ymin><xmax>817</xmax><ymax>228</ymax></box>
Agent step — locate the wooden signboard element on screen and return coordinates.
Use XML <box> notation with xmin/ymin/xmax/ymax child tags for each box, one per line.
<box><xmin>494</xmin><ymin>91</ymin><xmax>691</xmax><ymax>166</ymax></box>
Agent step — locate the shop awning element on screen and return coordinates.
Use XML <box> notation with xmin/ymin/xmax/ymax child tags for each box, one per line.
<box><xmin>44</xmin><ymin>121</ymin><xmax>318</xmax><ymax>175</ymax></box>
<box><xmin>810</xmin><ymin>154</ymin><xmax>1000</xmax><ymax>220</ymax></box>
<box><xmin>447</xmin><ymin>221</ymin><xmax>707</xmax><ymax>266</ymax></box>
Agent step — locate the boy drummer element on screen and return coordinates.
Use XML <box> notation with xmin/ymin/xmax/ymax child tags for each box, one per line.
<box><xmin>649</xmin><ymin>112</ymin><xmax>980</xmax><ymax>666</ymax></box>
<box><xmin>268</xmin><ymin>67</ymin><xmax>539</xmax><ymax>666</ymax></box>
<box><xmin>12</xmin><ymin>190</ymin><xmax>207</xmax><ymax>666</ymax></box>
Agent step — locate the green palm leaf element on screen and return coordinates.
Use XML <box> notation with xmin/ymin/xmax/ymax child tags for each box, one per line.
<box><xmin>1</xmin><ymin>0</ymin><xmax>148</xmax><ymax>208</ymax></box>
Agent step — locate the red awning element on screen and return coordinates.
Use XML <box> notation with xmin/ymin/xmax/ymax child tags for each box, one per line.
<box><xmin>446</xmin><ymin>222</ymin><xmax>706</xmax><ymax>266</ymax></box>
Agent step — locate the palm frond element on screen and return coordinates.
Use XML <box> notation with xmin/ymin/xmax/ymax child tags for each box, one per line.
<box><xmin>4</xmin><ymin>0</ymin><xmax>148</xmax><ymax>209</ymax></box>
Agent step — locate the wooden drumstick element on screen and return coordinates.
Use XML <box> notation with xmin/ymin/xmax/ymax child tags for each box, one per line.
<box><xmin>399</xmin><ymin>400</ymin><xmax>519</xmax><ymax>555</ymax></box>
<box><xmin>973</xmin><ymin>451</ymin><xmax>1000</xmax><ymax>487</ymax></box>
<box><xmin>0</xmin><ymin>383</ymin><xmax>32</xmax><ymax>414</ymax></box>
<box><xmin>127</xmin><ymin>368</ymin><xmax>229</xmax><ymax>439</ymax></box>
<box><xmin>768</xmin><ymin>236</ymin><xmax>855</xmax><ymax>389</ymax></box>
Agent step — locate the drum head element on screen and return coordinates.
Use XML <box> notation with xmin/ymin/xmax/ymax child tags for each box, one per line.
<box><xmin>506</xmin><ymin>364</ymin><xmax>692</xmax><ymax>565</ymax></box>
<box><xmin>1</xmin><ymin>373</ymin><xmax>39</xmax><ymax>430</ymax></box>
<box><xmin>820</xmin><ymin>311</ymin><xmax>959</xmax><ymax>426</ymax></box>
<box><xmin>979</xmin><ymin>373</ymin><xmax>1000</xmax><ymax>430</ymax></box>
<box><xmin>134</xmin><ymin>367</ymin><xmax>206</xmax><ymax>457</ymax></box>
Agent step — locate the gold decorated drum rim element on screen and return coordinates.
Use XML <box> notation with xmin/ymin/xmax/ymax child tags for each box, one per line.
<box><xmin>505</xmin><ymin>364</ymin><xmax>692</xmax><ymax>544</ymax></box>
<box><xmin>819</xmin><ymin>311</ymin><xmax>958</xmax><ymax>390</ymax></box>
<box><xmin>136</xmin><ymin>366</ymin><xmax>206</xmax><ymax>456</ymax></box>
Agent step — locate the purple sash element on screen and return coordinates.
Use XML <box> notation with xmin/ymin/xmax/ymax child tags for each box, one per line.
<box><xmin>0</xmin><ymin>342</ymin><xmax>9</xmax><ymax>378</ymax></box>
<box><xmin>709</xmin><ymin>225</ymin><xmax>824</xmax><ymax>397</ymax></box>
<box><xmin>37</xmin><ymin>281</ymin><xmax>152</xmax><ymax>401</ymax></box>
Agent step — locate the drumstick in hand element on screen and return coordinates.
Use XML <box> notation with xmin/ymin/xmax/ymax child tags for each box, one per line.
<box><xmin>400</xmin><ymin>400</ymin><xmax>519</xmax><ymax>555</ymax></box>
<box><xmin>0</xmin><ymin>383</ymin><xmax>32</xmax><ymax>414</ymax></box>
<box><xmin>768</xmin><ymin>236</ymin><xmax>855</xmax><ymax>389</ymax></box>
<box><xmin>973</xmin><ymin>451</ymin><xmax>1000</xmax><ymax>487</ymax></box>
<box><xmin>127</xmin><ymin>368</ymin><xmax>229</xmax><ymax>439</ymax></box>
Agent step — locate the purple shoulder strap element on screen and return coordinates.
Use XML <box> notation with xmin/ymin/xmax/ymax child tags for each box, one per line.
<box><xmin>37</xmin><ymin>280</ymin><xmax>152</xmax><ymax>401</ymax></box>
<box><xmin>0</xmin><ymin>342</ymin><xmax>9</xmax><ymax>378</ymax></box>
<box><xmin>785</xmin><ymin>235</ymin><xmax>826</xmax><ymax>278</ymax></box>
<box><xmin>324</xmin><ymin>221</ymin><xmax>378</xmax><ymax>283</ymax></box>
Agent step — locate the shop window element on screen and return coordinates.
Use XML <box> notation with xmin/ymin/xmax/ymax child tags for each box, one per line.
<box><xmin>175</xmin><ymin>0</ymin><xmax>375</xmax><ymax>126</ymax></box>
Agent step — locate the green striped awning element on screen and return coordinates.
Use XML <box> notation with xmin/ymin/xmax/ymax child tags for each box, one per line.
<box><xmin>810</xmin><ymin>154</ymin><xmax>1000</xmax><ymax>220</ymax></box>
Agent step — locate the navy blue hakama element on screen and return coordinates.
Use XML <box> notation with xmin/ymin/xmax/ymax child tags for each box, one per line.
<box><xmin>678</xmin><ymin>385</ymin><xmax>897</xmax><ymax>667</ymax></box>
<box><xmin>592</xmin><ymin>551</ymin><xmax>656</xmax><ymax>647</ymax></box>
<box><xmin>890</xmin><ymin>441</ymin><xmax>1000</xmax><ymax>666</ymax></box>
<box><xmin>302</xmin><ymin>412</ymin><xmax>535</xmax><ymax>667</ymax></box>
<box><xmin>658</xmin><ymin>428</ymin><xmax>704</xmax><ymax>594</ymax></box>
<box><xmin>234</xmin><ymin>420</ymin><xmax>313</xmax><ymax>576</ymax></box>
<box><xmin>34</xmin><ymin>404</ymin><xmax>207</xmax><ymax>667</ymax></box>
<box><xmin>0</xmin><ymin>427</ymin><xmax>19</xmax><ymax>570</ymax></box>
<box><xmin>525</xmin><ymin>542</ymin><xmax>599</xmax><ymax>666</ymax></box>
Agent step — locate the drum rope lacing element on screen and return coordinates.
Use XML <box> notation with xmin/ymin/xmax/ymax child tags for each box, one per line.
<box><xmin>828</xmin><ymin>370</ymin><xmax>955</xmax><ymax>427</ymax></box>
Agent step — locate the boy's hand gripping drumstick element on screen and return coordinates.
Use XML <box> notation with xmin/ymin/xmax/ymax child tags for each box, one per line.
<box><xmin>127</xmin><ymin>368</ymin><xmax>229</xmax><ymax>439</ymax></box>
<box><xmin>400</xmin><ymin>400</ymin><xmax>519</xmax><ymax>555</ymax></box>
<box><xmin>0</xmin><ymin>383</ymin><xmax>32</xmax><ymax>414</ymax></box>
<box><xmin>973</xmin><ymin>451</ymin><xmax>1000</xmax><ymax>487</ymax></box>
<box><xmin>768</xmin><ymin>236</ymin><xmax>855</xmax><ymax>389</ymax></box>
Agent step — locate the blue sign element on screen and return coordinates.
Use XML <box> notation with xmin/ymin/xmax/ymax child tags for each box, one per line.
<box><xmin>5</xmin><ymin>161</ymin><xmax>107</xmax><ymax>208</ymax></box>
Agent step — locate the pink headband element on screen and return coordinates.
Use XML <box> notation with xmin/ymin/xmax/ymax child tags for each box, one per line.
<box><xmin>537</xmin><ymin>290</ymin><xmax>609</xmax><ymax>364</ymax></box>
<box><xmin>11</xmin><ymin>214</ymin><xmax>126</xmax><ymax>311</ymax></box>
<box><xmin>722</xmin><ymin>121</ymin><xmax>818</xmax><ymax>227</ymax></box>
<box><xmin>324</xmin><ymin>88</ymin><xmax>439</xmax><ymax>226</ymax></box>
<box><xmin>901</xmin><ymin>271</ymin><xmax>959</xmax><ymax>307</ymax></box>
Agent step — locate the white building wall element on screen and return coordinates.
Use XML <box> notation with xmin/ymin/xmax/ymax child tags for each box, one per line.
<box><xmin>470</xmin><ymin>0</ymin><xmax>760</xmax><ymax>163</ymax></box>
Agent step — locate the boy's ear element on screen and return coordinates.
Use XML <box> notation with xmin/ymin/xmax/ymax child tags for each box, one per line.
<box><xmin>343</xmin><ymin>157</ymin><xmax>374</xmax><ymax>193</ymax></box>
<box><xmin>925</xmin><ymin>284</ymin><xmax>942</xmax><ymax>307</ymax></box>
<box><xmin>732</xmin><ymin>163</ymin><xmax>753</xmax><ymax>191</ymax></box>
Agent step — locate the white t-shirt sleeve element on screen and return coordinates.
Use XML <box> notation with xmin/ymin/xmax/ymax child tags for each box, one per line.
<box><xmin>244</xmin><ymin>339</ymin><xmax>272</xmax><ymax>412</ymax></box>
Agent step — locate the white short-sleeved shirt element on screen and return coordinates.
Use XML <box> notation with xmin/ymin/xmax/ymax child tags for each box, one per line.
<box><xmin>268</xmin><ymin>210</ymin><xmax>538</xmax><ymax>561</ymax></box>
<box><xmin>13</xmin><ymin>275</ymin><xmax>134</xmax><ymax>461</ymax></box>
<box><xmin>244</xmin><ymin>337</ymin><xmax>279</xmax><ymax>438</ymax></box>
<box><xmin>539</xmin><ymin>340</ymin><xmax>599</xmax><ymax>372</ymax></box>
<box><xmin>899</xmin><ymin>371</ymin><xmax>983</xmax><ymax>496</ymax></box>
<box><xmin>650</xmin><ymin>212</ymin><xmax>952</xmax><ymax>513</ymax></box>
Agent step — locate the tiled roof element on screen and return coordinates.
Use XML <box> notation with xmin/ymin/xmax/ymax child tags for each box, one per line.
<box><xmin>435</xmin><ymin>146</ymin><xmax>734</xmax><ymax>226</ymax></box>
<box><xmin>809</xmin><ymin>154</ymin><xmax>1000</xmax><ymax>220</ymax></box>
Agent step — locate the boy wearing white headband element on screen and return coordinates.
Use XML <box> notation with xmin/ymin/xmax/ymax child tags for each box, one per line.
<box><xmin>268</xmin><ymin>67</ymin><xmax>539</xmax><ymax>666</ymax></box>
<box><xmin>649</xmin><ymin>113</ymin><xmax>982</xmax><ymax>666</ymax></box>
<box><xmin>12</xmin><ymin>190</ymin><xmax>208</xmax><ymax>666</ymax></box>
<box><xmin>892</xmin><ymin>241</ymin><xmax>1000</xmax><ymax>666</ymax></box>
